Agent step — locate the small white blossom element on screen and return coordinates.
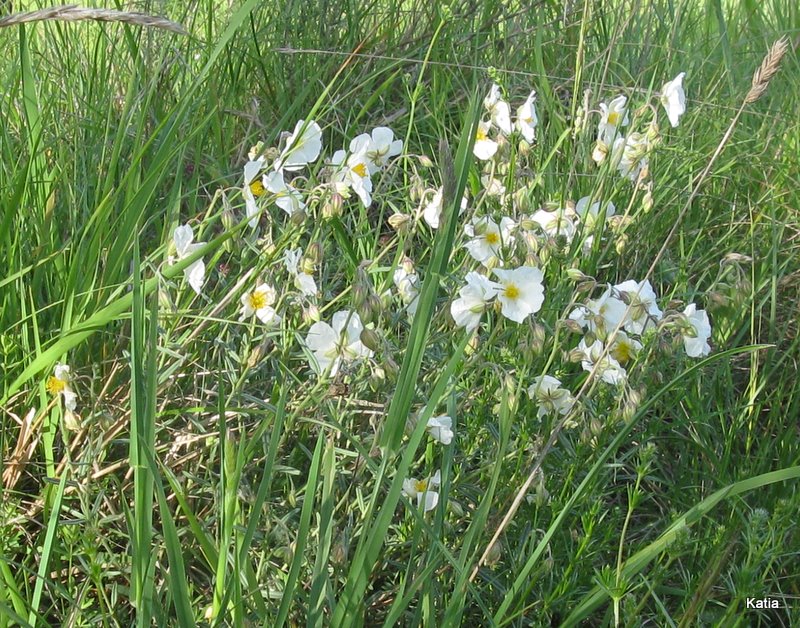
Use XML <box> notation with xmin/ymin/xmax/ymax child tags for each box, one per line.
<box><xmin>274</xmin><ymin>119</ymin><xmax>322</xmax><ymax>172</ymax></box>
<box><xmin>473</xmin><ymin>121</ymin><xmax>499</xmax><ymax>160</ymax></box>
<box><xmin>240</xmin><ymin>283</ymin><xmax>280</xmax><ymax>325</ymax></box>
<box><xmin>305</xmin><ymin>311</ymin><xmax>373</xmax><ymax>377</ymax></box>
<box><xmin>330</xmin><ymin>136</ymin><xmax>373</xmax><ymax>207</ymax></box>
<box><xmin>575</xmin><ymin>196</ymin><xmax>616</xmax><ymax>228</ymax></box>
<box><xmin>393</xmin><ymin>263</ymin><xmax>421</xmax><ymax>317</ymax></box>
<box><xmin>364</xmin><ymin>126</ymin><xmax>403</xmax><ymax>173</ymax></box>
<box><xmin>402</xmin><ymin>470</ymin><xmax>442</xmax><ymax>512</ymax></box>
<box><xmin>426</xmin><ymin>415</ymin><xmax>453</xmax><ymax>445</ymax></box>
<box><xmin>607</xmin><ymin>330</ymin><xmax>642</xmax><ymax>366</ymax></box>
<box><xmin>283</xmin><ymin>248</ymin><xmax>317</xmax><ymax>297</ymax></box>
<box><xmin>682</xmin><ymin>303</ymin><xmax>711</xmax><ymax>357</ymax></box>
<box><xmin>263</xmin><ymin>171</ymin><xmax>305</xmax><ymax>217</ymax></box>
<box><xmin>570</xmin><ymin>286</ymin><xmax>629</xmax><ymax>336</ymax></box>
<box><xmin>451</xmin><ymin>271</ymin><xmax>500</xmax><ymax>332</ymax></box>
<box><xmin>172</xmin><ymin>224</ymin><xmax>205</xmax><ymax>295</ymax></box>
<box><xmin>612</xmin><ymin>133</ymin><xmax>650</xmax><ymax>182</ymax></box>
<box><xmin>577</xmin><ymin>337</ymin><xmax>627</xmax><ymax>385</ymax></box>
<box><xmin>598</xmin><ymin>95</ymin><xmax>629</xmax><ymax>145</ymax></box>
<box><xmin>493</xmin><ymin>266</ymin><xmax>546</xmax><ymax>323</ymax></box>
<box><xmin>661</xmin><ymin>72</ymin><xmax>686</xmax><ymax>128</ymax></box>
<box><xmin>528</xmin><ymin>375</ymin><xmax>574</xmax><ymax>418</ymax></box>
<box><xmin>515</xmin><ymin>90</ymin><xmax>539</xmax><ymax>143</ymax></box>
<box><xmin>464</xmin><ymin>216</ymin><xmax>515</xmax><ymax>266</ymax></box>
<box><xmin>242</xmin><ymin>157</ymin><xmax>267</xmax><ymax>227</ymax></box>
<box><xmin>484</xmin><ymin>84</ymin><xmax>512</xmax><ymax>135</ymax></box>
<box><xmin>422</xmin><ymin>187</ymin><xmax>468</xmax><ymax>229</ymax></box>
<box><xmin>528</xmin><ymin>208</ymin><xmax>576</xmax><ymax>243</ymax></box>
<box><xmin>47</xmin><ymin>363</ymin><xmax>79</xmax><ymax>429</ymax></box>
<box><xmin>614</xmin><ymin>279</ymin><xmax>662</xmax><ymax>334</ymax></box>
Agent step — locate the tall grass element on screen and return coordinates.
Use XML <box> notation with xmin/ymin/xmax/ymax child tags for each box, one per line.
<box><xmin>1</xmin><ymin>0</ymin><xmax>799</xmax><ymax>625</ymax></box>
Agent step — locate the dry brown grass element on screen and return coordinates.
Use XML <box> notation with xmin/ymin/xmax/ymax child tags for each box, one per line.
<box><xmin>0</xmin><ymin>4</ymin><xmax>187</xmax><ymax>35</ymax></box>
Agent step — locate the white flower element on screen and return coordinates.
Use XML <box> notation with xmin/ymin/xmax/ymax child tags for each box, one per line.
<box><xmin>569</xmin><ymin>286</ymin><xmax>628</xmax><ymax>336</ymax></box>
<box><xmin>242</xmin><ymin>157</ymin><xmax>266</xmax><ymax>227</ymax></box>
<box><xmin>577</xmin><ymin>337</ymin><xmax>627</xmax><ymax>385</ymax></box>
<box><xmin>528</xmin><ymin>208</ymin><xmax>576</xmax><ymax>243</ymax></box>
<box><xmin>393</xmin><ymin>265</ymin><xmax>420</xmax><ymax>316</ymax></box>
<box><xmin>422</xmin><ymin>187</ymin><xmax>468</xmax><ymax>229</ymax></box>
<box><xmin>305</xmin><ymin>310</ymin><xmax>373</xmax><ymax>377</ymax></box>
<box><xmin>682</xmin><ymin>303</ymin><xmax>711</xmax><ymax>357</ymax></box>
<box><xmin>274</xmin><ymin>119</ymin><xmax>322</xmax><ymax>172</ymax></box>
<box><xmin>607</xmin><ymin>330</ymin><xmax>642</xmax><ymax>366</ymax></box>
<box><xmin>47</xmin><ymin>363</ymin><xmax>77</xmax><ymax>412</ymax></box>
<box><xmin>612</xmin><ymin>133</ymin><xmax>649</xmax><ymax>182</ymax></box>
<box><xmin>172</xmin><ymin>224</ymin><xmax>205</xmax><ymax>295</ymax></box>
<box><xmin>515</xmin><ymin>90</ymin><xmax>538</xmax><ymax>143</ymax></box>
<box><xmin>493</xmin><ymin>266</ymin><xmax>545</xmax><ymax>323</ymax></box>
<box><xmin>473</xmin><ymin>121</ymin><xmax>499</xmax><ymax>160</ymax></box>
<box><xmin>240</xmin><ymin>283</ymin><xmax>280</xmax><ymax>324</ymax></box>
<box><xmin>364</xmin><ymin>126</ymin><xmax>403</xmax><ymax>173</ymax></box>
<box><xmin>426</xmin><ymin>415</ymin><xmax>453</xmax><ymax>445</ymax></box>
<box><xmin>480</xmin><ymin>175</ymin><xmax>506</xmax><ymax>197</ymax></box>
<box><xmin>330</xmin><ymin>137</ymin><xmax>373</xmax><ymax>207</ymax></box>
<box><xmin>575</xmin><ymin>196</ymin><xmax>616</xmax><ymax>228</ymax></box>
<box><xmin>464</xmin><ymin>216</ymin><xmax>515</xmax><ymax>266</ymax></box>
<box><xmin>614</xmin><ymin>279</ymin><xmax>662</xmax><ymax>334</ymax></box>
<box><xmin>528</xmin><ymin>375</ymin><xmax>574</xmax><ymax>418</ymax></box>
<box><xmin>402</xmin><ymin>470</ymin><xmax>441</xmax><ymax>512</ymax></box>
<box><xmin>598</xmin><ymin>95</ymin><xmax>629</xmax><ymax>145</ymax></box>
<box><xmin>484</xmin><ymin>84</ymin><xmax>512</xmax><ymax>135</ymax></box>
<box><xmin>451</xmin><ymin>271</ymin><xmax>500</xmax><ymax>332</ymax></box>
<box><xmin>661</xmin><ymin>72</ymin><xmax>686</xmax><ymax>128</ymax></box>
<box><xmin>283</xmin><ymin>248</ymin><xmax>317</xmax><ymax>297</ymax></box>
<box><xmin>263</xmin><ymin>171</ymin><xmax>305</xmax><ymax>217</ymax></box>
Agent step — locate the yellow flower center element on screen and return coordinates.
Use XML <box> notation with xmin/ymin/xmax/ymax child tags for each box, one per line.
<box><xmin>351</xmin><ymin>162</ymin><xmax>367</xmax><ymax>178</ymax></box>
<box><xmin>607</xmin><ymin>111</ymin><xmax>620</xmax><ymax>126</ymax></box>
<box><xmin>611</xmin><ymin>341</ymin><xmax>634</xmax><ymax>365</ymax></box>
<box><xmin>46</xmin><ymin>376</ymin><xmax>66</xmax><ymax>395</ymax></box>
<box><xmin>249</xmin><ymin>180</ymin><xmax>265</xmax><ymax>196</ymax></box>
<box><xmin>414</xmin><ymin>479</ymin><xmax>428</xmax><ymax>492</ymax></box>
<box><xmin>476</xmin><ymin>128</ymin><xmax>487</xmax><ymax>141</ymax></box>
<box><xmin>485</xmin><ymin>232</ymin><xmax>500</xmax><ymax>246</ymax></box>
<box><xmin>504</xmin><ymin>283</ymin><xmax>520</xmax><ymax>300</ymax></box>
<box><xmin>247</xmin><ymin>291</ymin><xmax>268</xmax><ymax>311</ymax></box>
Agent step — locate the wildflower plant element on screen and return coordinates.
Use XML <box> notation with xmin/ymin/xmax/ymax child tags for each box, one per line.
<box><xmin>2</xmin><ymin>14</ymin><xmax>796</xmax><ymax>628</ymax></box>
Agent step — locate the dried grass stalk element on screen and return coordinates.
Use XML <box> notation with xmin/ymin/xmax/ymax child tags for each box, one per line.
<box><xmin>0</xmin><ymin>4</ymin><xmax>187</xmax><ymax>35</ymax></box>
<box><xmin>745</xmin><ymin>36</ymin><xmax>790</xmax><ymax>103</ymax></box>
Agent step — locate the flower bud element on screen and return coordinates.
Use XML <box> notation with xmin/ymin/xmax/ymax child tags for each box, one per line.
<box><xmin>303</xmin><ymin>304</ymin><xmax>321</xmax><ymax>325</ymax></box>
<box><xmin>561</xmin><ymin>318</ymin><xmax>585</xmax><ymax>335</ymax></box>
<box><xmin>566</xmin><ymin>267</ymin><xmax>589</xmax><ymax>282</ymax></box>
<box><xmin>518</xmin><ymin>139</ymin><xmax>532</xmax><ymax>157</ymax></box>
<box><xmin>409</xmin><ymin>175</ymin><xmax>426</xmax><ymax>203</ymax></box>
<box><xmin>592</xmin><ymin>140</ymin><xmax>608</xmax><ymax>164</ymax></box>
<box><xmin>568</xmin><ymin>347</ymin><xmax>585</xmax><ymax>363</ymax></box>
<box><xmin>642</xmin><ymin>189</ymin><xmax>654</xmax><ymax>213</ymax></box>
<box><xmin>485</xmin><ymin>540</ymin><xmax>503</xmax><ymax>568</ymax></box>
<box><xmin>290</xmin><ymin>209</ymin><xmax>307</xmax><ymax>226</ymax></box>
<box><xmin>322</xmin><ymin>192</ymin><xmax>344</xmax><ymax>219</ymax></box>
<box><xmin>388</xmin><ymin>212</ymin><xmax>412</xmax><ymax>234</ymax></box>
<box><xmin>359</xmin><ymin>327</ymin><xmax>382</xmax><ymax>353</ymax></box>
<box><xmin>418</xmin><ymin>155</ymin><xmax>434</xmax><ymax>168</ymax></box>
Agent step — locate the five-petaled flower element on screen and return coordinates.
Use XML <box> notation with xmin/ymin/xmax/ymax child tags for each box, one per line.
<box><xmin>305</xmin><ymin>310</ymin><xmax>373</xmax><ymax>377</ymax></box>
<box><xmin>402</xmin><ymin>470</ymin><xmax>442</xmax><ymax>512</ymax></box>
<box><xmin>172</xmin><ymin>224</ymin><xmax>206</xmax><ymax>295</ymax></box>
<box><xmin>240</xmin><ymin>283</ymin><xmax>280</xmax><ymax>325</ymax></box>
